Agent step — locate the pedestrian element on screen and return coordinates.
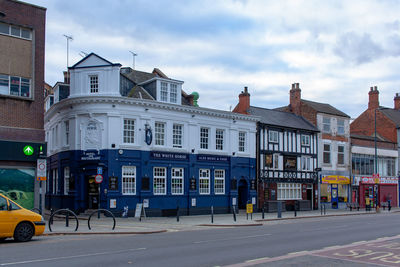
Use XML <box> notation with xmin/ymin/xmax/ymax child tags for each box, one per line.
<box><xmin>387</xmin><ymin>194</ymin><xmax>392</xmax><ymax>211</ymax></box>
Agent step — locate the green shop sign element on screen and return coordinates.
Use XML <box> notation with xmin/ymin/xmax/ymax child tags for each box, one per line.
<box><xmin>0</xmin><ymin>141</ymin><xmax>46</xmax><ymax>162</ymax></box>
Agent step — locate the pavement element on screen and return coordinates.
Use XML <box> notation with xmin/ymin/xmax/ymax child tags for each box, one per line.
<box><xmin>43</xmin><ymin>206</ymin><xmax>399</xmax><ymax>236</ymax></box>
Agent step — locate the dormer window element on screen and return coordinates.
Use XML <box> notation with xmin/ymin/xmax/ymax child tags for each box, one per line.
<box><xmin>160</xmin><ymin>82</ymin><xmax>168</xmax><ymax>101</ymax></box>
<box><xmin>89</xmin><ymin>75</ymin><xmax>98</xmax><ymax>93</ymax></box>
<box><xmin>170</xmin><ymin>84</ymin><xmax>177</xmax><ymax>103</ymax></box>
<box><xmin>157</xmin><ymin>80</ymin><xmax>180</xmax><ymax>104</ymax></box>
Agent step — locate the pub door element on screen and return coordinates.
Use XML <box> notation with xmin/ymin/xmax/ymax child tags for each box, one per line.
<box><xmin>86</xmin><ymin>175</ymin><xmax>99</xmax><ymax>209</ymax></box>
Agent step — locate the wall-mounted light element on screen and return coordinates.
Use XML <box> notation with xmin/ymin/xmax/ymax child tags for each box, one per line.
<box><xmin>191</xmin><ymin>114</ymin><xmax>195</xmax><ymax>118</ymax></box>
<box><xmin>232</xmin><ymin>152</ymin><xmax>236</xmax><ymax>156</ymax></box>
<box><xmin>145</xmin><ymin>108</ymin><xmax>149</xmax><ymax>112</ymax></box>
<box><xmin>191</xmin><ymin>148</ymin><xmax>195</xmax><ymax>153</ymax></box>
<box><xmin>118</xmin><ymin>149</ymin><xmax>123</xmax><ymax>155</ymax></box>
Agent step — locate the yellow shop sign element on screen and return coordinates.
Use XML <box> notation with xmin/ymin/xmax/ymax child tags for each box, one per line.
<box><xmin>322</xmin><ymin>175</ymin><xmax>350</xmax><ymax>184</ymax></box>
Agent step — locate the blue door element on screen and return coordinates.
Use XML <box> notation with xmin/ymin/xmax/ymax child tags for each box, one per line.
<box><xmin>331</xmin><ymin>184</ymin><xmax>338</xmax><ymax>209</ymax></box>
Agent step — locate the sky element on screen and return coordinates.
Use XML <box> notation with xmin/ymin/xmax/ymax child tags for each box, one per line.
<box><xmin>27</xmin><ymin>0</ymin><xmax>400</xmax><ymax>118</ymax></box>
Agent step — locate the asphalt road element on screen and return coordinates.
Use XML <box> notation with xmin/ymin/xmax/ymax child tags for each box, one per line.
<box><xmin>1</xmin><ymin>213</ymin><xmax>400</xmax><ymax>267</ymax></box>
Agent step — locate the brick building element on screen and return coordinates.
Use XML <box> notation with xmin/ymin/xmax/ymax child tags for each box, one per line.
<box><xmin>350</xmin><ymin>86</ymin><xmax>399</xmax><ymax>208</ymax></box>
<box><xmin>277</xmin><ymin>83</ymin><xmax>352</xmax><ymax>209</ymax></box>
<box><xmin>0</xmin><ymin>0</ymin><xmax>46</xmax><ymax>210</ymax></box>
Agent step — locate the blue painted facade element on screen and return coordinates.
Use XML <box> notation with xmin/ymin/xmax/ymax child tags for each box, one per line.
<box><xmin>46</xmin><ymin>149</ymin><xmax>256</xmax><ymax>216</ymax></box>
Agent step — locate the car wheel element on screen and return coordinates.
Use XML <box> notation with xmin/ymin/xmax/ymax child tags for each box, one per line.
<box><xmin>0</xmin><ymin>238</ymin><xmax>6</xmax><ymax>242</ymax></box>
<box><xmin>14</xmin><ymin>222</ymin><xmax>34</xmax><ymax>242</ymax></box>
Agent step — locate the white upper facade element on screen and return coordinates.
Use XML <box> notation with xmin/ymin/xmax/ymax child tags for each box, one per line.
<box><xmin>316</xmin><ymin>113</ymin><xmax>351</xmax><ymax>173</ymax></box>
<box><xmin>44</xmin><ymin>53</ymin><xmax>258</xmax><ymax>158</ymax></box>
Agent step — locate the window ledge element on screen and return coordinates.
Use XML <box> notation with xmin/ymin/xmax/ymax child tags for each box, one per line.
<box><xmin>0</xmin><ymin>93</ymin><xmax>34</xmax><ymax>102</ymax></box>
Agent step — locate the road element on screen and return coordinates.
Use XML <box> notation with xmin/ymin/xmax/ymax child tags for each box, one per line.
<box><xmin>1</xmin><ymin>212</ymin><xmax>400</xmax><ymax>266</ymax></box>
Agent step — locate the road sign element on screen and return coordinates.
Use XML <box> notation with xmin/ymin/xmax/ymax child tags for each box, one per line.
<box><xmin>97</xmin><ymin>167</ymin><xmax>103</xmax><ymax>175</ymax></box>
<box><xmin>246</xmin><ymin>203</ymin><xmax>253</xmax><ymax>214</ymax></box>
<box><xmin>94</xmin><ymin>174</ymin><xmax>103</xmax><ymax>184</ymax></box>
<box><xmin>23</xmin><ymin>145</ymin><xmax>34</xmax><ymax>156</ymax></box>
<box><xmin>36</xmin><ymin>158</ymin><xmax>47</xmax><ymax>181</ymax></box>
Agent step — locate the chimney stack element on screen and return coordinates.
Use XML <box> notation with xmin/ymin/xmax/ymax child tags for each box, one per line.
<box><xmin>233</xmin><ymin>86</ymin><xmax>250</xmax><ymax>114</ymax></box>
<box><xmin>290</xmin><ymin>82</ymin><xmax>301</xmax><ymax>116</ymax></box>
<box><xmin>368</xmin><ymin>86</ymin><xmax>379</xmax><ymax>110</ymax></box>
<box><xmin>63</xmin><ymin>71</ymin><xmax>70</xmax><ymax>84</ymax></box>
<box><xmin>394</xmin><ymin>93</ymin><xmax>400</xmax><ymax>110</ymax></box>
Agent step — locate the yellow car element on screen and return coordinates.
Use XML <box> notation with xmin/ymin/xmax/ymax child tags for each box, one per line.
<box><xmin>0</xmin><ymin>193</ymin><xmax>45</xmax><ymax>242</ymax></box>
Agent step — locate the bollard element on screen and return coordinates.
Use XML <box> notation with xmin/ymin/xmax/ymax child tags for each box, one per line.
<box><xmin>98</xmin><ymin>209</ymin><xmax>101</xmax><ymax>219</ymax></box>
<box><xmin>50</xmin><ymin>208</ymin><xmax>54</xmax><ymax>225</ymax></box>
<box><xmin>320</xmin><ymin>206</ymin><xmax>323</xmax><ymax>215</ymax></box>
<box><xmin>66</xmin><ymin>209</ymin><xmax>69</xmax><ymax>227</ymax></box>
<box><xmin>262</xmin><ymin>206</ymin><xmax>265</xmax><ymax>219</ymax></box>
<box><xmin>211</xmin><ymin>206</ymin><xmax>214</xmax><ymax>224</ymax></box>
<box><xmin>277</xmin><ymin>201</ymin><xmax>282</xmax><ymax>218</ymax></box>
<box><xmin>294</xmin><ymin>209</ymin><xmax>297</xmax><ymax>217</ymax></box>
<box><xmin>232</xmin><ymin>205</ymin><xmax>237</xmax><ymax>222</ymax></box>
<box><xmin>324</xmin><ymin>204</ymin><xmax>326</xmax><ymax>215</ymax></box>
<box><xmin>177</xmin><ymin>205</ymin><xmax>180</xmax><ymax>222</ymax></box>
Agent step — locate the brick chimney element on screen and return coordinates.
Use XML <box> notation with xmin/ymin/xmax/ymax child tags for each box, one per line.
<box><xmin>290</xmin><ymin>83</ymin><xmax>301</xmax><ymax>116</ymax></box>
<box><xmin>233</xmin><ymin>86</ymin><xmax>250</xmax><ymax>114</ymax></box>
<box><xmin>394</xmin><ymin>93</ymin><xmax>400</xmax><ymax>110</ymax></box>
<box><xmin>368</xmin><ymin>86</ymin><xmax>379</xmax><ymax>110</ymax></box>
<box><xmin>63</xmin><ymin>71</ymin><xmax>70</xmax><ymax>84</ymax></box>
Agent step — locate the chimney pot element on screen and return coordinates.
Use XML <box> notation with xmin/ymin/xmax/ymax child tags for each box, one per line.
<box><xmin>374</xmin><ymin>86</ymin><xmax>378</xmax><ymax>91</ymax></box>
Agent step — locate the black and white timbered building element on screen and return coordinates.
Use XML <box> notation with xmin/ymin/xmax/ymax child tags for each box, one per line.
<box><xmin>249</xmin><ymin>107</ymin><xmax>319</xmax><ymax>211</ymax></box>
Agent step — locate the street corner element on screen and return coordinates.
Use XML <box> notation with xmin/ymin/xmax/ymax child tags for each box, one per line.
<box><xmin>312</xmin><ymin>236</ymin><xmax>400</xmax><ymax>267</ymax></box>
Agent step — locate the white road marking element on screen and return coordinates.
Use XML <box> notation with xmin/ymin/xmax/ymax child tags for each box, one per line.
<box><xmin>193</xmin><ymin>233</ymin><xmax>271</xmax><ymax>244</ymax></box>
<box><xmin>0</xmin><ymin>248</ymin><xmax>146</xmax><ymax>266</ymax></box>
<box><xmin>245</xmin><ymin>256</ymin><xmax>270</xmax><ymax>262</ymax></box>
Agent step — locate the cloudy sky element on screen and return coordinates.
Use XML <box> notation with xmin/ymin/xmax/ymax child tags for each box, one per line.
<box><xmin>28</xmin><ymin>0</ymin><xmax>400</xmax><ymax>118</ymax></box>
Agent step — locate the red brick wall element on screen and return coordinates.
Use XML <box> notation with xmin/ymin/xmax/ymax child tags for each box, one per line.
<box><xmin>281</xmin><ymin>102</ymin><xmax>318</xmax><ymax>126</ymax></box>
<box><xmin>350</xmin><ymin>109</ymin><xmax>397</xmax><ymax>144</ymax></box>
<box><xmin>0</xmin><ymin>0</ymin><xmax>46</xmax><ymax>142</ymax></box>
<box><xmin>351</xmin><ymin>136</ymin><xmax>396</xmax><ymax>150</ymax></box>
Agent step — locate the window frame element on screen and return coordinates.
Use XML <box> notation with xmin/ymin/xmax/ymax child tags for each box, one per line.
<box><xmin>172</xmin><ymin>124</ymin><xmax>183</xmax><ymax>148</ymax></box>
<box><xmin>123</xmin><ymin>119</ymin><xmax>135</xmax><ymax>144</ymax></box>
<box><xmin>301</xmin><ymin>156</ymin><xmax>312</xmax><ymax>171</ymax></box>
<box><xmin>64</xmin><ymin>121</ymin><xmax>69</xmax><ymax>146</ymax></box>
<box><xmin>322</xmin><ymin>117</ymin><xmax>331</xmax><ymax>133</ymax></box>
<box><xmin>265</xmin><ymin>153</ymin><xmax>279</xmax><ymax>169</ymax></box>
<box><xmin>200</xmin><ymin>127</ymin><xmax>209</xmax><ymax>149</ymax></box>
<box><xmin>238</xmin><ymin>131</ymin><xmax>246</xmax><ymax>152</ymax></box>
<box><xmin>277</xmin><ymin>183</ymin><xmax>302</xmax><ymax>200</ymax></box>
<box><xmin>214</xmin><ymin>169</ymin><xmax>225</xmax><ymax>195</ymax></box>
<box><xmin>337</xmin><ymin>145</ymin><xmax>345</xmax><ymax>165</ymax></box>
<box><xmin>171</xmin><ymin>168</ymin><xmax>184</xmax><ymax>195</ymax></box>
<box><xmin>323</xmin><ymin>143</ymin><xmax>331</xmax><ymax>164</ymax></box>
<box><xmin>153</xmin><ymin>167</ymin><xmax>166</xmax><ymax>195</ymax></box>
<box><xmin>215</xmin><ymin>129</ymin><xmax>224</xmax><ymax>151</ymax></box>
<box><xmin>0</xmin><ymin>74</ymin><xmax>31</xmax><ymax>98</ymax></box>
<box><xmin>160</xmin><ymin>81</ymin><xmax>168</xmax><ymax>102</ymax></box>
<box><xmin>301</xmin><ymin>135</ymin><xmax>310</xmax><ymax>146</ymax></box>
<box><xmin>122</xmin><ymin>166</ymin><xmax>136</xmax><ymax>195</ymax></box>
<box><xmin>337</xmin><ymin>119</ymin><xmax>345</xmax><ymax>135</ymax></box>
<box><xmin>170</xmin><ymin>83</ymin><xmax>178</xmax><ymax>103</ymax></box>
<box><xmin>89</xmin><ymin>75</ymin><xmax>99</xmax><ymax>93</ymax></box>
<box><xmin>199</xmin><ymin>169</ymin><xmax>210</xmax><ymax>195</ymax></box>
<box><xmin>0</xmin><ymin>22</ymin><xmax>32</xmax><ymax>40</ymax></box>
<box><xmin>269</xmin><ymin>130</ymin><xmax>279</xmax><ymax>143</ymax></box>
<box><xmin>64</xmin><ymin>167</ymin><xmax>70</xmax><ymax>195</ymax></box>
<box><xmin>155</xmin><ymin>122</ymin><xmax>166</xmax><ymax>146</ymax></box>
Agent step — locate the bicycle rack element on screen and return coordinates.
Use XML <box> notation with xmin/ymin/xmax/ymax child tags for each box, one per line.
<box><xmin>88</xmin><ymin>209</ymin><xmax>116</xmax><ymax>230</ymax></box>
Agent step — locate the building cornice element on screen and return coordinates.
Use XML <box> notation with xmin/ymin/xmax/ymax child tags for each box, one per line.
<box><xmin>45</xmin><ymin>96</ymin><xmax>260</xmax><ymax>122</ymax></box>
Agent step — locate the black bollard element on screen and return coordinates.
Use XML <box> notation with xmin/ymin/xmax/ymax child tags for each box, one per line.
<box><xmin>66</xmin><ymin>209</ymin><xmax>69</xmax><ymax>227</ymax></box>
<box><xmin>277</xmin><ymin>201</ymin><xmax>282</xmax><ymax>218</ymax></box>
<box><xmin>262</xmin><ymin>207</ymin><xmax>265</xmax><ymax>219</ymax></box>
<box><xmin>211</xmin><ymin>206</ymin><xmax>214</xmax><ymax>223</ymax></box>
<box><xmin>177</xmin><ymin>205</ymin><xmax>180</xmax><ymax>222</ymax></box>
<box><xmin>233</xmin><ymin>205</ymin><xmax>237</xmax><ymax>222</ymax></box>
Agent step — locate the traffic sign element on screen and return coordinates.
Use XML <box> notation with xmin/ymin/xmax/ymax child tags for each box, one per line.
<box><xmin>97</xmin><ymin>167</ymin><xmax>103</xmax><ymax>175</ymax></box>
<box><xmin>36</xmin><ymin>158</ymin><xmax>47</xmax><ymax>181</ymax></box>
<box><xmin>95</xmin><ymin>174</ymin><xmax>103</xmax><ymax>184</ymax></box>
<box><xmin>23</xmin><ymin>145</ymin><xmax>34</xmax><ymax>156</ymax></box>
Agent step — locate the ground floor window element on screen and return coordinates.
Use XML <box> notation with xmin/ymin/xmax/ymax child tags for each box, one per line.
<box><xmin>171</xmin><ymin>168</ymin><xmax>184</xmax><ymax>195</ymax></box>
<box><xmin>320</xmin><ymin>184</ymin><xmax>349</xmax><ymax>202</ymax></box>
<box><xmin>214</xmin><ymin>169</ymin><xmax>225</xmax><ymax>194</ymax></box>
<box><xmin>122</xmin><ymin>166</ymin><xmax>136</xmax><ymax>195</ymax></box>
<box><xmin>277</xmin><ymin>183</ymin><xmax>301</xmax><ymax>200</ymax></box>
<box><xmin>153</xmin><ymin>167</ymin><xmax>166</xmax><ymax>195</ymax></box>
<box><xmin>199</xmin><ymin>169</ymin><xmax>210</xmax><ymax>194</ymax></box>
<box><xmin>64</xmin><ymin>167</ymin><xmax>70</xmax><ymax>195</ymax></box>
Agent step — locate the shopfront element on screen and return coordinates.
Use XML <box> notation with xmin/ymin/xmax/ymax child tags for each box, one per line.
<box><xmin>320</xmin><ymin>175</ymin><xmax>350</xmax><ymax>209</ymax></box>
<box><xmin>357</xmin><ymin>176</ymin><xmax>398</xmax><ymax>208</ymax></box>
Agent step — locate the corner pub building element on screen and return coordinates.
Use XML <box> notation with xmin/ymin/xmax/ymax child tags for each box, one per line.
<box><xmin>44</xmin><ymin>53</ymin><xmax>258</xmax><ymax>216</ymax></box>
